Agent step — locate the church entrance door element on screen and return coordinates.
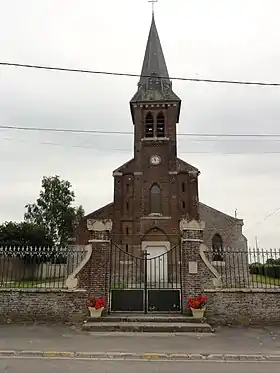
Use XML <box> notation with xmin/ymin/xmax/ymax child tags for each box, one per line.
<box><xmin>109</xmin><ymin>240</ymin><xmax>182</xmax><ymax>313</ymax></box>
<box><xmin>145</xmin><ymin>243</ymin><xmax>168</xmax><ymax>284</ymax></box>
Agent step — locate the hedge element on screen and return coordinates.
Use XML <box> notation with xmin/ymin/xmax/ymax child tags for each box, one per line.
<box><xmin>250</xmin><ymin>264</ymin><xmax>280</xmax><ymax>279</ymax></box>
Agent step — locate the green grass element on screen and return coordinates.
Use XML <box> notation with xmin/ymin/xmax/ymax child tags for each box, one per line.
<box><xmin>251</xmin><ymin>274</ymin><xmax>280</xmax><ymax>286</ymax></box>
<box><xmin>1</xmin><ymin>281</ymin><xmax>44</xmax><ymax>288</ymax></box>
<box><xmin>0</xmin><ymin>278</ymin><xmax>64</xmax><ymax>288</ymax></box>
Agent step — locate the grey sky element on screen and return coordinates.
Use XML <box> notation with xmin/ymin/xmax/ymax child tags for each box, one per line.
<box><xmin>1</xmin><ymin>0</ymin><xmax>280</xmax><ymax>248</ymax></box>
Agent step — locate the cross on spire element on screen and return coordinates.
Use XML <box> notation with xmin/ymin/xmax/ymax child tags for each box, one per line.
<box><xmin>148</xmin><ymin>0</ymin><xmax>158</xmax><ymax>14</ymax></box>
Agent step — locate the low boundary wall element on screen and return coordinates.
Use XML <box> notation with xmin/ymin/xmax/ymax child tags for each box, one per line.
<box><xmin>0</xmin><ymin>288</ymin><xmax>88</xmax><ymax>324</ymax></box>
<box><xmin>205</xmin><ymin>288</ymin><xmax>280</xmax><ymax>325</ymax></box>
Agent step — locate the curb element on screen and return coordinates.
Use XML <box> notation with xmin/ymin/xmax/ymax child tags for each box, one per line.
<box><xmin>0</xmin><ymin>350</ymin><xmax>280</xmax><ymax>361</ymax></box>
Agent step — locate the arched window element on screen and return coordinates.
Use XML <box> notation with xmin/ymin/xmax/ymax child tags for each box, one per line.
<box><xmin>156</xmin><ymin>112</ymin><xmax>165</xmax><ymax>137</ymax></box>
<box><xmin>145</xmin><ymin>112</ymin><xmax>154</xmax><ymax>138</ymax></box>
<box><xmin>212</xmin><ymin>234</ymin><xmax>224</xmax><ymax>262</ymax></box>
<box><xmin>150</xmin><ymin>184</ymin><xmax>161</xmax><ymax>214</ymax></box>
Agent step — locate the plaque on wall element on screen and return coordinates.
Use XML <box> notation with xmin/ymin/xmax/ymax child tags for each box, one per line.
<box><xmin>189</xmin><ymin>261</ymin><xmax>198</xmax><ymax>274</ymax></box>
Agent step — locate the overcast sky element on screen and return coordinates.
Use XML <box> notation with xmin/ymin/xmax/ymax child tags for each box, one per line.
<box><xmin>1</xmin><ymin>0</ymin><xmax>280</xmax><ymax>248</ymax></box>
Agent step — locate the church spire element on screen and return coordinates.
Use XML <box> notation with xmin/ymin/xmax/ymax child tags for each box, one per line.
<box><xmin>138</xmin><ymin>13</ymin><xmax>170</xmax><ymax>86</ymax></box>
<box><xmin>130</xmin><ymin>14</ymin><xmax>181</xmax><ymax>121</ymax></box>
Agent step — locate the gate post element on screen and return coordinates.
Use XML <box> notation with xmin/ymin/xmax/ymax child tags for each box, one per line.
<box><xmin>78</xmin><ymin>219</ymin><xmax>112</xmax><ymax>312</ymax></box>
<box><xmin>180</xmin><ymin>219</ymin><xmax>212</xmax><ymax>314</ymax></box>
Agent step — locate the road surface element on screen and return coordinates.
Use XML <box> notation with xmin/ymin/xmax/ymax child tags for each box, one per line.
<box><xmin>0</xmin><ymin>359</ymin><xmax>279</xmax><ymax>373</ymax></box>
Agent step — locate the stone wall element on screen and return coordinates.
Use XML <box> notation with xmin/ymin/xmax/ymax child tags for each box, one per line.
<box><xmin>199</xmin><ymin>203</ymin><xmax>244</xmax><ymax>249</ymax></box>
<box><xmin>0</xmin><ymin>288</ymin><xmax>88</xmax><ymax>324</ymax></box>
<box><xmin>205</xmin><ymin>289</ymin><xmax>280</xmax><ymax>325</ymax></box>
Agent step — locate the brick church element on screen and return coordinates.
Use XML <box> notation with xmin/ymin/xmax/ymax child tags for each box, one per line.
<box><xmin>76</xmin><ymin>15</ymin><xmax>247</xmax><ymax>260</ymax></box>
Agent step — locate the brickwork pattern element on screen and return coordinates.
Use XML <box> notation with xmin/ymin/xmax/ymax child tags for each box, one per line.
<box><xmin>77</xmin><ymin>228</ymin><xmax>111</xmax><ymax>311</ymax></box>
<box><xmin>205</xmin><ymin>289</ymin><xmax>280</xmax><ymax>325</ymax></box>
<box><xmin>0</xmin><ymin>289</ymin><xmax>87</xmax><ymax>324</ymax></box>
<box><xmin>78</xmin><ymin>243</ymin><xmax>110</xmax><ymax>302</ymax></box>
<box><xmin>181</xmin><ymin>227</ymin><xmax>213</xmax><ymax>313</ymax></box>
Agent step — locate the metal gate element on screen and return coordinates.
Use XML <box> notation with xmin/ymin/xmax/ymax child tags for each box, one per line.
<box><xmin>109</xmin><ymin>242</ymin><xmax>182</xmax><ymax>313</ymax></box>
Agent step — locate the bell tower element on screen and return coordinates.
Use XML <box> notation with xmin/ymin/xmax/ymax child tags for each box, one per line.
<box><xmin>112</xmin><ymin>13</ymin><xmax>200</xmax><ymax>249</ymax></box>
<box><xmin>130</xmin><ymin>14</ymin><xmax>181</xmax><ymax>171</ymax></box>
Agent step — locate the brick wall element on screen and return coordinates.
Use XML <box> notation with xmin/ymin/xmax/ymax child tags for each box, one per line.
<box><xmin>205</xmin><ymin>289</ymin><xmax>280</xmax><ymax>325</ymax></box>
<box><xmin>78</xmin><ymin>240</ymin><xmax>110</xmax><ymax>306</ymax></box>
<box><xmin>0</xmin><ymin>289</ymin><xmax>88</xmax><ymax>324</ymax></box>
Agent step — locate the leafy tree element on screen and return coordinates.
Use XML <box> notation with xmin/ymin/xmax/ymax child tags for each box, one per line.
<box><xmin>68</xmin><ymin>204</ymin><xmax>85</xmax><ymax>238</ymax></box>
<box><xmin>24</xmin><ymin>176</ymin><xmax>84</xmax><ymax>246</ymax></box>
<box><xmin>0</xmin><ymin>221</ymin><xmax>53</xmax><ymax>247</ymax></box>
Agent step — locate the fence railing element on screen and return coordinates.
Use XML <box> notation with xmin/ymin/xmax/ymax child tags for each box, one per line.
<box><xmin>207</xmin><ymin>247</ymin><xmax>280</xmax><ymax>289</ymax></box>
<box><xmin>1</xmin><ymin>245</ymin><xmax>280</xmax><ymax>290</ymax></box>
<box><xmin>0</xmin><ymin>246</ymin><xmax>87</xmax><ymax>289</ymax></box>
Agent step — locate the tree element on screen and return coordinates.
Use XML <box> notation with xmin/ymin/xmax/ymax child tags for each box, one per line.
<box><xmin>0</xmin><ymin>221</ymin><xmax>53</xmax><ymax>247</ymax></box>
<box><xmin>24</xmin><ymin>176</ymin><xmax>84</xmax><ymax>246</ymax></box>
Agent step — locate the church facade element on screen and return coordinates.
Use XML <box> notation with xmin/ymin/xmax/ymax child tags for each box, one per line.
<box><xmin>76</xmin><ymin>15</ymin><xmax>247</xmax><ymax>259</ymax></box>
<box><xmin>75</xmin><ymin>15</ymin><xmax>249</xmax><ymax>312</ymax></box>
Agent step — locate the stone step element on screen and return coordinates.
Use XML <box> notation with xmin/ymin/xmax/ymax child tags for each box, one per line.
<box><xmin>87</xmin><ymin>315</ymin><xmax>206</xmax><ymax>324</ymax></box>
<box><xmin>82</xmin><ymin>322</ymin><xmax>213</xmax><ymax>333</ymax></box>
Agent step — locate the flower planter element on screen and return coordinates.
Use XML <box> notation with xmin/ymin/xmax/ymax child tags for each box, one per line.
<box><xmin>88</xmin><ymin>307</ymin><xmax>104</xmax><ymax>318</ymax></box>
<box><xmin>191</xmin><ymin>308</ymin><xmax>205</xmax><ymax>319</ymax></box>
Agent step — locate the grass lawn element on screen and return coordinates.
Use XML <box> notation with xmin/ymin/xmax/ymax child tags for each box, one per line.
<box><xmin>0</xmin><ymin>281</ymin><xmax>44</xmax><ymax>288</ymax></box>
<box><xmin>0</xmin><ymin>278</ymin><xmax>65</xmax><ymax>288</ymax></box>
<box><xmin>251</xmin><ymin>274</ymin><xmax>280</xmax><ymax>286</ymax></box>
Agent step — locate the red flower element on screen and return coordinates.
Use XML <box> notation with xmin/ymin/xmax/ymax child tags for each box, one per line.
<box><xmin>187</xmin><ymin>295</ymin><xmax>207</xmax><ymax>310</ymax></box>
<box><xmin>87</xmin><ymin>296</ymin><xmax>105</xmax><ymax>310</ymax></box>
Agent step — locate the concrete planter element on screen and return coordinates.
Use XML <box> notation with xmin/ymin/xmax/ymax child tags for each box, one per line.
<box><xmin>88</xmin><ymin>307</ymin><xmax>104</xmax><ymax>318</ymax></box>
<box><xmin>191</xmin><ymin>308</ymin><xmax>205</xmax><ymax>318</ymax></box>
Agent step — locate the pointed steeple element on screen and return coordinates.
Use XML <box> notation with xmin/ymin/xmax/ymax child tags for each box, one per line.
<box><xmin>139</xmin><ymin>13</ymin><xmax>170</xmax><ymax>86</ymax></box>
<box><xmin>130</xmin><ymin>15</ymin><xmax>181</xmax><ymax>122</ymax></box>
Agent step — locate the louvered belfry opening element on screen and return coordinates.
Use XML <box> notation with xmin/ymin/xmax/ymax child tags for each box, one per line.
<box><xmin>156</xmin><ymin>112</ymin><xmax>165</xmax><ymax>137</ymax></box>
<box><xmin>145</xmin><ymin>112</ymin><xmax>154</xmax><ymax>138</ymax></box>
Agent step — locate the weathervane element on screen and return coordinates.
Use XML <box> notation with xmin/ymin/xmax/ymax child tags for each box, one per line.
<box><xmin>148</xmin><ymin>0</ymin><xmax>158</xmax><ymax>14</ymax></box>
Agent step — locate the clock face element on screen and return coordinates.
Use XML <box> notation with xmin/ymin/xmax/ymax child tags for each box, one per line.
<box><xmin>150</xmin><ymin>155</ymin><xmax>161</xmax><ymax>165</ymax></box>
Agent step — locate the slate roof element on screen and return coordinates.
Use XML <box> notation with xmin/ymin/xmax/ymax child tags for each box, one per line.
<box><xmin>130</xmin><ymin>14</ymin><xmax>181</xmax><ymax>105</ymax></box>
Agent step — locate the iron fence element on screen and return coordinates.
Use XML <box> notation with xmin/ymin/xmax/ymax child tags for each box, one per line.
<box><xmin>207</xmin><ymin>247</ymin><xmax>280</xmax><ymax>289</ymax></box>
<box><xmin>2</xmin><ymin>245</ymin><xmax>279</xmax><ymax>291</ymax></box>
<box><xmin>0</xmin><ymin>246</ymin><xmax>87</xmax><ymax>289</ymax></box>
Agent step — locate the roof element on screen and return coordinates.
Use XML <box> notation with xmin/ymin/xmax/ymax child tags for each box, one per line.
<box><xmin>177</xmin><ymin>158</ymin><xmax>199</xmax><ymax>173</ymax></box>
<box><xmin>130</xmin><ymin>15</ymin><xmax>181</xmax><ymax>111</ymax></box>
<box><xmin>139</xmin><ymin>13</ymin><xmax>170</xmax><ymax>87</ymax></box>
<box><xmin>199</xmin><ymin>202</ymin><xmax>243</xmax><ymax>223</ymax></box>
<box><xmin>113</xmin><ymin>158</ymin><xmax>136</xmax><ymax>174</ymax></box>
<box><xmin>84</xmin><ymin>202</ymin><xmax>114</xmax><ymax>220</ymax></box>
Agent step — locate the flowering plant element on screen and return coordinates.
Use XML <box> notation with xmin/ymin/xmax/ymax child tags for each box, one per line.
<box><xmin>87</xmin><ymin>297</ymin><xmax>105</xmax><ymax>310</ymax></box>
<box><xmin>187</xmin><ymin>295</ymin><xmax>208</xmax><ymax>310</ymax></box>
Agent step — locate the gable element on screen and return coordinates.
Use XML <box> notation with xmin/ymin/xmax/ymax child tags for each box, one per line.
<box><xmin>177</xmin><ymin>158</ymin><xmax>199</xmax><ymax>173</ymax></box>
<box><xmin>199</xmin><ymin>202</ymin><xmax>243</xmax><ymax>223</ymax></box>
<box><xmin>85</xmin><ymin>202</ymin><xmax>114</xmax><ymax>220</ymax></box>
<box><xmin>113</xmin><ymin>158</ymin><xmax>136</xmax><ymax>174</ymax></box>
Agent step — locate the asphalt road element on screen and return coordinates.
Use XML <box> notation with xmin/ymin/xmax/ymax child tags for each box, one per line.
<box><xmin>0</xmin><ymin>359</ymin><xmax>280</xmax><ymax>373</ymax></box>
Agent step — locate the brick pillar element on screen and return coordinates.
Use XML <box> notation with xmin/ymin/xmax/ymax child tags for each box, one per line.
<box><xmin>180</xmin><ymin>219</ymin><xmax>212</xmax><ymax>313</ymax></box>
<box><xmin>78</xmin><ymin>219</ymin><xmax>112</xmax><ymax>312</ymax></box>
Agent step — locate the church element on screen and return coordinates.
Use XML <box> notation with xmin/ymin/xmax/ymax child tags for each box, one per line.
<box><xmin>76</xmin><ymin>15</ymin><xmax>247</xmax><ymax>267</ymax></box>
